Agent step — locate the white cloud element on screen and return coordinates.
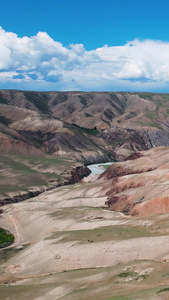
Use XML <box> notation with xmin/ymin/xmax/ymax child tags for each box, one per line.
<box><xmin>1</xmin><ymin>27</ymin><xmax>169</xmax><ymax>91</ymax></box>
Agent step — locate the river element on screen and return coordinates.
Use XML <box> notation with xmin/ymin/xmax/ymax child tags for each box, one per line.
<box><xmin>87</xmin><ymin>162</ymin><xmax>113</xmax><ymax>176</ymax></box>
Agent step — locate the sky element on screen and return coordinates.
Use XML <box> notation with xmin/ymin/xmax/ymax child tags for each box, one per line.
<box><xmin>1</xmin><ymin>0</ymin><xmax>169</xmax><ymax>92</ymax></box>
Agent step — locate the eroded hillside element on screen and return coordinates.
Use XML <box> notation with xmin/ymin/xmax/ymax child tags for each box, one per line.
<box><xmin>100</xmin><ymin>146</ymin><xmax>169</xmax><ymax>216</ymax></box>
<box><xmin>1</xmin><ymin>90</ymin><xmax>169</xmax><ymax>163</ymax></box>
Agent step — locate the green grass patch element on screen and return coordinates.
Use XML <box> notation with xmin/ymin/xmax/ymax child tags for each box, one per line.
<box><xmin>155</xmin><ymin>101</ymin><xmax>163</xmax><ymax>108</ymax></box>
<box><xmin>72</xmin><ymin>124</ymin><xmax>99</xmax><ymax>136</ymax></box>
<box><xmin>0</xmin><ymin>98</ymin><xmax>8</xmax><ymax>104</ymax></box>
<box><xmin>46</xmin><ymin>223</ymin><xmax>159</xmax><ymax>244</ymax></box>
<box><xmin>118</xmin><ymin>272</ymin><xmax>137</xmax><ymax>278</ymax></box>
<box><xmin>161</xmin><ymin>95</ymin><xmax>169</xmax><ymax>102</ymax></box>
<box><xmin>105</xmin><ymin>297</ymin><xmax>130</xmax><ymax>300</ymax></box>
<box><xmin>140</xmin><ymin>93</ymin><xmax>153</xmax><ymax>100</ymax></box>
<box><xmin>146</xmin><ymin>111</ymin><xmax>157</xmax><ymax>120</ymax></box>
<box><xmin>0</xmin><ymin>153</ymin><xmax>78</xmax><ymax>197</ymax></box>
<box><xmin>0</xmin><ymin>115</ymin><xmax>11</xmax><ymax>125</ymax></box>
<box><xmin>0</xmin><ymin>244</ymin><xmax>29</xmax><ymax>264</ymax></box>
<box><xmin>0</xmin><ymin>185</ymin><xmax>26</xmax><ymax>193</ymax></box>
<box><xmin>118</xmin><ymin>271</ymin><xmax>148</xmax><ymax>281</ymax></box>
<box><xmin>157</xmin><ymin>287</ymin><xmax>169</xmax><ymax>294</ymax></box>
<box><xmin>0</xmin><ymin>228</ymin><xmax>14</xmax><ymax>248</ymax></box>
<box><xmin>56</xmin><ymin>93</ymin><xmax>68</xmax><ymax>103</ymax></box>
<box><xmin>144</xmin><ymin>122</ymin><xmax>161</xmax><ymax>129</ymax></box>
<box><xmin>99</xmin><ymin>164</ymin><xmax>111</xmax><ymax>170</ymax></box>
<box><xmin>7</xmin><ymin>160</ymin><xmax>38</xmax><ymax>174</ymax></box>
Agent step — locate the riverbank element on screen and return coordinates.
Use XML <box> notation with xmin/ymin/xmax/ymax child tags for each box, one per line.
<box><xmin>0</xmin><ymin>164</ymin><xmax>91</xmax><ymax>207</ymax></box>
<box><xmin>0</xmin><ymin>156</ymin><xmax>115</xmax><ymax>208</ymax></box>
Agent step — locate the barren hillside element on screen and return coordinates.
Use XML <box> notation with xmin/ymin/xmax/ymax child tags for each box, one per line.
<box><xmin>1</xmin><ymin>90</ymin><xmax>169</xmax><ymax>163</ymax></box>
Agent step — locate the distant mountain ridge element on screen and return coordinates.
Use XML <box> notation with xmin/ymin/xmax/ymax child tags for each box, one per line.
<box><xmin>1</xmin><ymin>90</ymin><xmax>169</xmax><ymax>162</ymax></box>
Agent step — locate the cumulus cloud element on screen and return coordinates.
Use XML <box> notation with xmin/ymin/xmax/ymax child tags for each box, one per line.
<box><xmin>1</xmin><ymin>27</ymin><xmax>169</xmax><ymax>91</ymax></box>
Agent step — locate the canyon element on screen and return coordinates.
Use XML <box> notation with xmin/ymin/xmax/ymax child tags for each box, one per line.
<box><xmin>1</xmin><ymin>91</ymin><xmax>169</xmax><ymax>299</ymax></box>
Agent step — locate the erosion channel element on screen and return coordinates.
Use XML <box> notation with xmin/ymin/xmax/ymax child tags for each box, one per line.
<box><xmin>1</xmin><ymin>161</ymin><xmax>169</xmax><ymax>299</ymax></box>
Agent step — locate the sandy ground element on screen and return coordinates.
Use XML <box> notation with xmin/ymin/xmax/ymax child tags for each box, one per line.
<box><xmin>1</xmin><ymin>178</ymin><xmax>169</xmax><ymax>299</ymax></box>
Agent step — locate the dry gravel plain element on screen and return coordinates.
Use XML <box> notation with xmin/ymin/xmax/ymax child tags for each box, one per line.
<box><xmin>1</xmin><ymin>175</ymin><xmax>169</xmax><ymax>299</ymax></box>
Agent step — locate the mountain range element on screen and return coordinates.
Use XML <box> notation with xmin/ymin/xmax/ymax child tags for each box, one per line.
<box><xmin>1</xmin><ymin>90</ymin><xmax>169</xmax><ymax>163</ymax></box>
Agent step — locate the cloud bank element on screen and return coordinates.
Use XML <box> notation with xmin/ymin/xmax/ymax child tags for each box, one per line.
<box><xmin>1</xmin><ymin>27</ymin><xmax>169</xmax><ymax>91</ymax></box>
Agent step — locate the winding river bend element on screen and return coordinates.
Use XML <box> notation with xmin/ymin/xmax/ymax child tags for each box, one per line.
<box><xmin>87</xmin><ymin>162</ymin><xmax>113</xmax><ymax>175</ymax></box>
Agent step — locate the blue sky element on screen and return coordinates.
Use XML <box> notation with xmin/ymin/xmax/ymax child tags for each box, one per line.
<box><xmin>1</xmin><ymin>0</ymin><xmax>169</xmax><ymax>92</ymax></box>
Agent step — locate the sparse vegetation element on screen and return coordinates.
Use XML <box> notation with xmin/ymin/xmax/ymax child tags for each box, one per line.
<box><xmin>103</xmin><ymin>109</ymin><xmax>115</xmax><ymax>120</ymax></box>
<box><xmin>23</xmin><ymin>91</ymin><xmax>49</xmax><ymax>114</ymax></box>
<box><xmin>0</xmin><ymin>115</ymin><xmax>11</xmax><ymax>125</ymax></box>
<box><xmin>140</xmin><ymin>93</ymin><xmax>153</xmax><ymax>100</ymax></box>
<box><xmin>0</xmin><ymin>244</ymin><xmax>29</xmax><ymax>264</ymax></box>
<box><xmin>79</xmin><ymin>95</ymin><xmax>88</xmax><ymax>105</ymax></box>
<box><xmin>161</xmin><ymin>94</ymin><xmax>169</xmax><ymax>102</ymax></box>
<box><xmin>118</xmin><ymin>271</ymin><xmax>148</xmax><ymax>280</ymax></box>
<box><xmin>105</xmin><ymin>297</ymin><xmax>130</xmax><ymax>300</ymax></box>
<box><xmin>85</xmin><ymin>112</ymin><xmax>92</xmax><ymax>117</ymax></box>
<box><xmin>144</xmin><ymin>122</ymin><xmax>161</xmax><ymax>129</ymax></box>
<box><xmin>157</xmin><ymin>287</ymin><xmax>169</xmax><ymax>294</ymax></box>
<box><xmin>99</xmin><ymin>164</ymin><xmax>111</xmax><ymax>169</ymax></box>
<box><xmin>0</xmin><ymin>98</ymin><xmax>8</xmax><ymax>104</ymax></box>
<box><xmin>118</xmin><ymin>271</ymin><xmax>136</xmax><ymax>278</ymax></box>
<box><xmin>72</xmin><ymin>124</ymin><xmax>98</xmax><ymax>136</ymax></box>
<box><xmin>0</xmin><ymin>154</ymin><xmax>78</xmax><ymax>197</ymax></box>
<box><xmin>146</xmin><ymin>111</ymin><xmax>157</xmax><ymax>119</ymax></box>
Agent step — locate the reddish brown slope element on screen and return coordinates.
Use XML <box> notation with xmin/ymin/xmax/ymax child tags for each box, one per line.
<box><xmin>100</xmin><ymin>147</ymin><xmax>169</xmax><ymax>216</ymax></box>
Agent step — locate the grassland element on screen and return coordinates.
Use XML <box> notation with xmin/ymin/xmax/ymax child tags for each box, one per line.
<box><xmin>0</xmin><ymin>154</ymin><xmax>79</xmax><ymax>198</ymax></box>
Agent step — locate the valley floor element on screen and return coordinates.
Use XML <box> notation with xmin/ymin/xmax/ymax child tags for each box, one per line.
<box><xmin>1</xmin><ymin>175</ymin><xmax>169</xmax><ymax>299</ymax></box>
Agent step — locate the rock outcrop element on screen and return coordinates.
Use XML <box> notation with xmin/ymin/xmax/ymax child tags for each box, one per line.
<box><xmin>67</xmin><ymin>166</ymin><xmax>91</xmax><ymax>184</ymax></box>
